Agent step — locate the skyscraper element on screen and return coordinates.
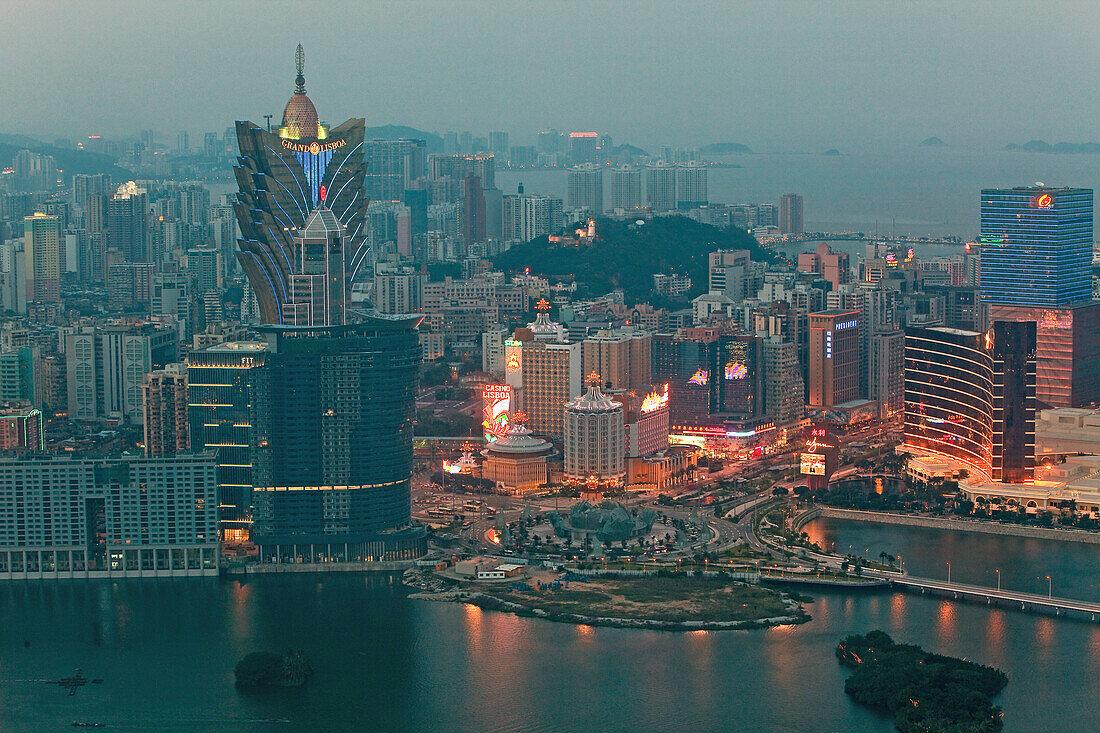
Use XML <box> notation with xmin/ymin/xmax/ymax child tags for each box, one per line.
<box><xmin>675</xmin><ymin>162</ymin><xmax>707</xmax><ymax>209</ymax></box>
<box><xmin>107</xmin><ymin>181</ymin><xmax>148</xmax><ymax>262</ymax></box>
<box><xmin>233</xmin><ymin>45</ymin><xmax>368</xmax><ymax>325</ymax></box>
<box><xmin>567</xmin><ymin>163</ymin><xmax>604</xmax><ymax>214</ymax></box>
<box><xmin>142</xmin><ymin>364</ymin><xmax>189</xmax><ymax>457</ymax></box>
<box><xmin>23</xmin><ymin>213</ymin><xmax>61</xmax><ymax>303</ymax></box>
<box><xmin>808</xmin><ymin>310</ymin><xmax>860</xmax><ymax>408</ymax></box>
<box><xmin>979</xmin><ymin>186</ymin><xmax>1098</xmax><ymax>407</ymax></box>
<box><xmin>904</xmin><ymin>323</ymin><xmax>1036</xmax><ymax>483</ymax></box>
<box><xmin>610</xmin><ymin>165</ymin><xmax>642</xmax><ymax>211</ymax></box>
<box><xmin>646</xmin><ymin>162</ymin><xmax>676</xmax><ymax>212</ymax></box>
<box><xmin>778</xmin><ymin>193</ymin><xmax>804</xmax><ymax>234</ymax></box>
<box><xmin>979</xmin><ymin>187</ymin><xmax>1092</xmax><ymax>307</ymax></box>
<box><xmin>249</xmin><ymin>319</ymin><xmax>426</xmax><ymax>562</ymax></box>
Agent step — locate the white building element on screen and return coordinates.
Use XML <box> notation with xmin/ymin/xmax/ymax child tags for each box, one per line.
<box><xmin>610</xmin><ymin>165</ymin><xmax>642</xmax><ymax>211</ymax></box>
<box><xmin>567</xmin><ymin>163</ymin><xmax>603</xmax><ymax>214</ymax></box>
<box><xmin>675</xmin><ymin>161</ymin><xmax>708</xmax><ymax>209</ymax></box>
<box><xmin>564</xmin><ymin>374</ymin><xmax>626</xmax><ymax>484</ymax></box>
<box><xmin>645</xmin><ymin>162</ymin><xmax>676</xmax><ymax>213</ymax></box>
<box><xmin>0</xmin><ymin>455</ymin><xmax>219</xmax><ymax>580</ymax></box>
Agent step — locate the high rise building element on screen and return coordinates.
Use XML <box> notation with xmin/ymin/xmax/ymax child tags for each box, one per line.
<box><xmin>373</xmin><ymin>265</ymin><xmax>425</xmax><ymax>315</ymax></box>
<box><xmin>142</xmin><ymin>364</ymin><xmax>189</xmax><ymax>457</ymax></box>
<box><xmin>0</xmin><ymin>404</ymin><xmax>44</xmax><ymax>452</ymax></box>
<box><xmin>23</xmin><ymin>213</ymin><xmax>61</xmax><ymax>303</ymax></box>
<box><xmin>488</xmin><ymin>131</ymin><xmax>509</xmax><ymax>158</ymax></box>
<box><xmin>564</xmin><ymin>374</ymin><xmax>626</xmax><ymax>485</ymax></box>
<box><xmin>778</xmin><ymin>193</ymin><xmax>804</xmax><ymax>234</ymax></box>
<box><xmin>107</xmin><ymin>181</ymin><xmax>148</xmax><ymax>262</ymax></box>
<box><xmin>516</xmin><ymin>339</ymin><xmax>582</xmax><ymax>441</ymax></box>
<box><xmin>567</xmin><ymin>163</ymin><xmax>604</xmax><ymax>214</ymax></box>
<box><xmin>364</xmin><ymin>138</ymin><xmax>426</xmax><ymax>202</ymax></box>
<box><xmin>0</xmin><ymin>455</ymin><xmax>218</xmax><ymax>579</ymax></box>
<box><xmin>502</xmin><ymin>195</ymin><xmax>563</xmax><ymax>243</ymax></box>
<box><xmin>567</xmin><ymin>132</ymin><xmax>599</xmax><ymax>164</ymax></box>
<box><xmin>646</xmin><ymin>162</ymin><xmax>676</xmax><ymax>212</ymax></box>
<box><xmin>428</xmin><ymin>153</ymin><xmax>495</xmax><ymax>192</ymax></box>
<box><xmin>798</xmin><ymin>243</ymin><xmax>850</xmax><ymax>289</ymax></box>
<box><xmin>808</xmin><ymin>310</ymin><xmax>860</xmax><ymax>408</ymax></box>
<box><xmin>868</xmin><ymin>330</ymin><xmax>905</xmax><ymax>417</ymax></box>
<box><xmin>762</xmin><ymin>336</ymin><xmax>805</xmax><ymax>424</ymax></box>
<box><xmin>582</xmin><ymin>328</ymin><xmax>652</xmax><ymax>391</ymax></box>
<box><xmin>675</xmin><ymin>162</ymin><xmax>707</xmax><ymax>209</ymax></box>
<box><xmin>280</xmin><ymin>209</ymin><xmax>349</xmax><ymax>327</ymax></box>
<box><xmin>987</xmin><ymin>302</ymin><xmax>1100</xmax><ymax>408</ymax></box>
<box><xmin>979</xmin><ymin>187</ymin><xmax>1092</xmax><ymax>307</ymax></box>
<box><xmin>187</xmin><ymin>341</ymin><xmax>268</xmax><ymax>541</ymax></box>
<box><xmin>610</xmin><ymin>165</ymin><xmax>642</xmax><ymax>211</ymax></box>
<box><xmin>904</xmin><ymin>323</ymin><xmax>1036</xmax><ymax>482</ymax></box>
<box><xmin>233</xmin><ymin>45</ymin><xmax>368</xmax><ymax>325</ymax></box>
<box><xmin>248</xmin><ymin>319</ymin><xmax>426</xmax><ymax>562</ymax></box>
<box><xmin>65</xmin><ymin>323</ymin><xmax>178</xmax><ymax>423</ymax></box>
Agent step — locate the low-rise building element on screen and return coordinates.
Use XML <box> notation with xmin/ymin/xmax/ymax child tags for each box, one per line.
<box><xmin>1036</xmin><ymin>408</ymin><xmax>1100</xmax><ymax>456</ymax></box>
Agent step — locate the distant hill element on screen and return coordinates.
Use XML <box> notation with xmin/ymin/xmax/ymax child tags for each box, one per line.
<box><xmin>364</xmin><ymin>125</ymin><xmax>444</xmax><ymax>154</ymax></box>
<box><xmin>0</xmin><ymin>137</ymin><xmax>132</xmax><ymax>183</ymax></box>
<box><xmin>920</xmin><ymin>137</ymin><xmax>947</xmax><ymax>147</ymax></box>
<box><xmin>1005</xmin><ymin>140</ymin><xmax>1100</xmax><ymax>154</ymax></box>
<box><xmin>822</xmin><ymin>148</ymin><xmax>842</xmax><ymax>156</ymax></box>
<box><xmin>700</xmin><ymin>142</ymin><xmax>753</xmax><ymax>155</ymax></box>
<box><xmin>492</xmin><ymin>215</ymin><xmax>780</xmax><ymax>303</ymax></box>
<box><xmin>612</xmin><ymin>143</ymin><xmax>649</xmax><ymax>157</ymax></box>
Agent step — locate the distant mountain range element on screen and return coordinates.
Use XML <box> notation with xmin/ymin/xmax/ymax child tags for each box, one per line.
<box><xmin>0</xmin><ymin>134</ymin><xmax>133</xmax><ymax>182</ymax></box>
<box><xmin>1005</xmin><ymin>140</ymin><xmax>1100</xmax><ymax>154</ymax></box>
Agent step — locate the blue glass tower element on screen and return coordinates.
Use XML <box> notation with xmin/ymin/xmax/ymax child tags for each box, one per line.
<box><xmin>979</xmin><ymin>187</ymin><xmax>1093</xmax><ymax>306</ymax></box>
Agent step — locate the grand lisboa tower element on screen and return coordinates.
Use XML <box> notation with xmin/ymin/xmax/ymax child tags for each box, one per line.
<box><xmin>233</xmin><ymin>44</ymin><xmax>369</xmax><ymax>325</ymax></box>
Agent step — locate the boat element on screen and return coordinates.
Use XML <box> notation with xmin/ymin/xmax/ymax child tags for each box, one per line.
<box><xmin>71</xmin><ymin>723</ymin><xmax>107</xmax><ymax>729</ymax></box>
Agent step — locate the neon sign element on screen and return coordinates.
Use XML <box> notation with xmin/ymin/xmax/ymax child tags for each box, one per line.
<box><xmin>1034</xmin><ymin>193</ymin><xmax>1053</xmax><ymax>209</ymax></box>
<box><xmin>724</xmin><ymin>363</ymin><xmax>748</xmax><ymax>380</ymax></box>
<box><xmin>481</xmin><ymin>384</ymin><xmax>512</xmax><ymax>442</ymax></box>
<box><xmin>281</xmin><ymin>138</ymin><xmax>347</xmax><ymax>154</ymax></box>
<box><xmin>319</xmin><ymin>184</ymin><xmax>327</xmax><ymax>203</ymax></box>
<box><xmin>640</xmin><ymin>383</ymin><xmax>670</xmax><ymax>414</ymax></box>
<box><xmin>506</xmin><ymin>352</ymin><xmax>521</xmax><ymax>370</ymax></box>
<box><xmin>688</xmin><ymin>368</ymin><xmax>709</xmax><ymax>386</ymax></box>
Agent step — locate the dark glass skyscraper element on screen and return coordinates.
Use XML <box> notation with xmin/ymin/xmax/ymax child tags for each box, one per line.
<box><xmin>979</xmin><ymin>187</ymin><xmax>1093</xmax><ymax>307</ymax></box>
<box><xmin>249</xmin><ymin>317</ymin><xmax>426</xmax><ymax>562</ymax></box>
<box><xmin>233</xmin><ymin>45</ymin><xmax>368</xmax><ymax>325</ymax></box>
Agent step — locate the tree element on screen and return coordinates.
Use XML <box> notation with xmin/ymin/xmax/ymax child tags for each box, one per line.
<box><xmin>772</xmin><ymin>486</ymin><xmax>789</xmax><ymax>497</ymax></box>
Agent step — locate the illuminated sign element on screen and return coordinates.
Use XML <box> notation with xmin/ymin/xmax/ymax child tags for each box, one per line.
<box><xmin>481</xmin><ymin>384</ymin><xmax>512</xmax><ymax>442</ymax></box>
<box><xmin>319</xmin><ymin>184</ymin><xmax>327</xmax><ymax>203</ymax></box>
<box><xmin>834</xmin><ymin>320</ymin><xmax>857</xmax><ymax>330</ymax></box>
<box><xmin>1034</xmin><ymin>193</ymin><xmax>1053</xmax><ymax>209</ymax></box>
<box><xmin>688</xmin><ymin>368</ymin><xmax>709</xmax><ymax>386</ymax></box>
<box><xmin>805</xmin><ymin>436</ymin><xmax>833</xmax><ymax>453</ymax></box>
<box><xmin>442</xmin><ymin>460</ymin><xmax>462</xmax><ymax>474</ymax></box>
<box><xmin>640</xmin><ymin>383</ymin><xmax>670</xmax><ymax>414</ymax></box>
<box><xmin>725</xmin><ymin>363</ymin><xmax>748</xmax><ymax>380</ymax></box>
<box><xmin>800</xmin><ymin>453</ymin><xmax>826</xmax><ymax>476</ymax></box>
<box><xmin>506</xmin><ymin>352</ymin><xmax>521</xmax><ymax>369</ymax></box>
<box><xmin>281</xmin><ymin>138</ymin><xmax>347</xmax><ymax>154</ymax></box>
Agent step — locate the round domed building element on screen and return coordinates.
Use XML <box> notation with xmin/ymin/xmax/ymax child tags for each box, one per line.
<box><xmin>481</xmin><ymin>421</ymin><xmax>557</xmax><ymax>494</ymax></box>
<box><xmin>564</xmin><ymin>373</ymin><xmax>626</xmax><ymax>487</ymax></box>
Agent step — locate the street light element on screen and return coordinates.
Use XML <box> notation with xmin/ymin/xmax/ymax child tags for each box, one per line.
<box><xmin>1046</xmin><ymin>574</ymin><xmax>1052</xmax><ymax>598</ymax></box>
<box><xmin>945</xmin><ymin>561</ymin><xmax>951</xmax><ymax>585</ymax></box>
<box><xmin>995</xmin><ymin>568</ymin><xmax>1001</xmax><ymax>591</ymax></box>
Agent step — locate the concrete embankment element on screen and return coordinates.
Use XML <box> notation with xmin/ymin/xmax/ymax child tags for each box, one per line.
<box><xmin>796</xmin><ymin>507</ymin><xmax>1100</xmax><ymax>545</ymax></box>
<box><xmin>224</xmin><ymin>560</ymin><xmax>413</xmax><ymax>575</ymax></box>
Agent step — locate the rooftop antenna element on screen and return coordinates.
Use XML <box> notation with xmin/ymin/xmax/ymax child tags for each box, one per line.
<box><xmin>295</xmin><ymin>43</ymin><xmax>306</xmax><ymax>94</ymax></box>
<box><xmin>263</xmin><ymin>114</ymin><xmax>273</xmax><ymax>132</ymax></box>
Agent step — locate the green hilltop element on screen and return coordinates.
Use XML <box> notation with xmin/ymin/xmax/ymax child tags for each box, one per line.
<box><xmin>492</xmin><ymin>215</ymin><xmax>780</xmax><ymax>303</ymax></box>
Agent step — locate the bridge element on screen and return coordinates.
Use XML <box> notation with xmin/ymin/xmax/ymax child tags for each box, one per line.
<box><xmin>865</xmin><ymin>570</ymin><xmax>1100</xmax><ymax>622</ymax></box>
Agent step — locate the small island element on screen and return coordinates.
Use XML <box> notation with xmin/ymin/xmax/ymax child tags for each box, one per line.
<box><xmin>234</xmin><ymin>650</ymin><xmax>313</xmax><ymax>690</ymax></box>
<box><xmin>920</xmin><ymin>136</ymin><xmax>947</xmax><ymax>147</ymax></box>
<box><xmin>822</xmin><ymin>148</ymin><xmax>842</xmax><ymax>156</ymax></box>
<box><xmin>836</xmin><ymin>630</ymin><xmax>1008</xmax><ymax>732</ymax></box>
<box><xmin>407</xmin><ymin>569</ymin><xmax>809</xmax><ymax>631</ymax></box>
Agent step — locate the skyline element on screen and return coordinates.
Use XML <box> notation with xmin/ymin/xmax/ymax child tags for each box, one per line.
<box><xmin>4</xmin><ymin>0</ymin><xmax>1100</xmax><ymax>151</ymax></box>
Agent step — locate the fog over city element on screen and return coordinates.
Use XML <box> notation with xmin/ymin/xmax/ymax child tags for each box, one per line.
<box><xmin>4</xmin><ymin>0</ymin><xmax>1098</xmax><ymax>151</ymax></box>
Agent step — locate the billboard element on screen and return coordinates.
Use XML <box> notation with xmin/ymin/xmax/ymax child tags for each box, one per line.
<box><xmin>800</xmin><ymin>453</ymin><xmax>826</xmax><ymax>476</ymax></box>
<box><xmin>482</xmin><ymin>384</ymin><xmax>512</xmax><ymax>442</ymax></box>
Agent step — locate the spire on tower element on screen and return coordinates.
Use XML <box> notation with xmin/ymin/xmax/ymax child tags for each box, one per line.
<box><xmin>294</xmin><ymin>43</ymin><xmax>306</xmax><ymax>94</ymax></box>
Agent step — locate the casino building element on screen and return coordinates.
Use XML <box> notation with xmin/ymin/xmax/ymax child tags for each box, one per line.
<box><xmin>903</xmin><ymin>323</ymin><xmax>1036</xmax><ymax>483</ymax></box>
<box><xmin>233</xmin><ymin>45</ymin><xmax>369</xmax><ymax>325</ymax></box>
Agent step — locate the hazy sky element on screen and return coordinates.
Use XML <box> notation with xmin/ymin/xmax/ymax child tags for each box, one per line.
<box><xmin>3</xmin><ymin>0</ymin><xmax>1098</xmax><ymax>152</ymax></box>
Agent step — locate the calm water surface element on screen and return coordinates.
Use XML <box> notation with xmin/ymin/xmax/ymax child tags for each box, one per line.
<box><xmin>2</xmin><ymin>520</ymin><xmax>1100</xmax><ymax>732</ymax></box>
